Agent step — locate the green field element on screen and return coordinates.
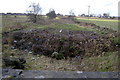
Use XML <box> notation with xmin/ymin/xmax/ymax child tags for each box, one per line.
<box><xmin>76</xmin><ymin>18</ymin><xmax>118</xmax><ymax>30</ymax></box>
<box><xmin>31</xmin><ymin>23</ymin><xmax>90</xmax><ymax>31</ymax></box>
<box><xmin>2</xmin><ymin>15</ymin><xmax>91</xmax><ymax>32</ymax></box>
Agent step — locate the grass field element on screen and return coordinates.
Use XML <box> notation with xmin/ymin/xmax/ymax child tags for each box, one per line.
<box><xmin>2</xmin><ymin>15</ymin><xmax>92</xmax><ymax>32</ymax></box>
<box><xmin>31</xmin><ymin>23</ymin><xmax>90</xmax><ymax>31</ymax></box>
<box><xmin>76</xmin><ymin>18</ymin><xmax>118</xmax><ymax>30</ymax></box>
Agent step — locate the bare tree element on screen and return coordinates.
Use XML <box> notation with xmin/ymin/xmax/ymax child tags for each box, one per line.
<box><xmin>27</xmin><ymin>3</ymin><xmax>42</xmax><ymax>23</ymax></box>
<box><xmin>68</xmin><ymin>9</ymin><xmax>75</xmax><ymax>20</ymax></box>
<box><xmin>69</xmin><ymin>9</ymin><xmax>75</xmax><ymax>16</ymax></box>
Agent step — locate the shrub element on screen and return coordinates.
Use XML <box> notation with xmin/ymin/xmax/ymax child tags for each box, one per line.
<box><xmin>46</xmin><ymin>10</ymin><xmax>57</xmax><ymax>19</ymax></box>
<box><xmin>52</xmin><ymin>52</ymin><xmax>65</xmax><ymax>60</ymax></box>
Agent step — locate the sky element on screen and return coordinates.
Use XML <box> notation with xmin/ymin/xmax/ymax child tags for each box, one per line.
<box><xmin>0</xmin><ymin>0</ymin><xmax>119</xmax><ymax>16</ymax></box>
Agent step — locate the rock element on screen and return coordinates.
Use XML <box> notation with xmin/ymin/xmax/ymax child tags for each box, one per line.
<box><xmin>24</xmin><ymin>49</ymin><xmax>28</xmax><ymax>52</ymax></box>
<box><xmin>34</xmin><ymin>75</ymin><xmax>45</xmax><ymax>78</ymax></box>
<box><xmin>31</xmin><ymin>57</ymin><xmax>36</xmax><ymax>60</ymax></box>
<box><xmin>2</xmin><ymin>69</ymin><xmax>23</xmax><ymax>78</ymax></box>
<box><xmin>11</xmin><ymin>46</ymin><xmax>16</xmax><ymax>49</ymax></box>
<box><xmin>116</xmin><ymin>43</ymin><xmax>120</xmax><ymax>48</ymax></box>
<box><xmin>3</xmin><ymin>57</ymin><xmax>26</xmax><ymax>69</ymax></box>
<box><xmin>13</xmin><ymin>40</ymin><xmax>17</xmax><ymax>43</ymax></box>
<box><xmin>76</xmin><ymin>71</ymin><xmax>83</xmax><ymax>74</ymax></box>
<box><xmin>2</xmin><ymin>69</ymin><xmax>119</xmax><ymax>78</ymax></box>
<box><xmin>28</xmin><ymin>51</ymin><xmax>32</xmax><ymax>54</ymax></box>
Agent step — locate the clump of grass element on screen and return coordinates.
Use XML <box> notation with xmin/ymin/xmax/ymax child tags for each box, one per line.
<box><xmin>59</xmin><ymin>37</ymin><xmax>67</xmax><ymax>44</ymax></box>
<box><xmin>83</xmin><ymin>52</ymin><xmax>118</xmax><ymax>71</ymax></box>
<box><xmin>112</xmin><ymin>37</ymin><xmax>120</xmax><ymax>44</ymax></box>
<box><xmin>51</xmin><ymin>52</ymin><xmax>65</xmax><ymax>60</ymax></box>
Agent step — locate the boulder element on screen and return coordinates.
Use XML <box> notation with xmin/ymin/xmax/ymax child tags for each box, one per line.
<box><xmin>3</xmin><ymin>57</ymin><xmax>26</xmax><ymax>69</ymax></box>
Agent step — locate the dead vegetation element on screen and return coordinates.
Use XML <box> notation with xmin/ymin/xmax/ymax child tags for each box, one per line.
<box><xmin>3</xmin><ymin>29</ymin><xmax>118</xmax><ymax>60</ymax></box>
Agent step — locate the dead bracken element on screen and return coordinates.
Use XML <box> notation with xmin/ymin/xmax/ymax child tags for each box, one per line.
<box><xmin>3</xmin><ymin>29</ymin><xmax>117</xmax><ymax>60</ymax></box>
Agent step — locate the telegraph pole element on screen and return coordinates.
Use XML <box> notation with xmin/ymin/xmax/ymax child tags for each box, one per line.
<box><xmin>88</xmin><ymin>5</ymin><xmax>90</xmax><ymax>19</ymax></box>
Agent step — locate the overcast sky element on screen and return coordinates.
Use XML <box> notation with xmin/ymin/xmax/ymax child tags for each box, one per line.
<box><xmin>0</xmin><ymin>0</ymin><xmax>119</xmax><ymax>16</ymax></box>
